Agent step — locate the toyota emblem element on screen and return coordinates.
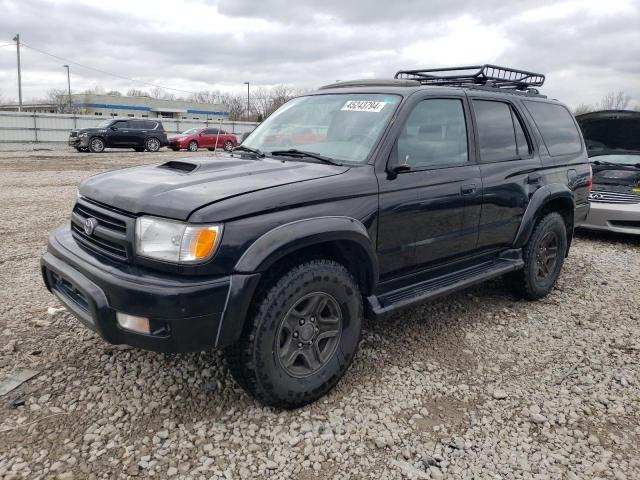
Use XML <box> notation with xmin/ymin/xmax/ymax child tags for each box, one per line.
<box><xmin>84</xmin><ymin>217</ymin><xmax>98</xmax><ymax>235</ymax></box>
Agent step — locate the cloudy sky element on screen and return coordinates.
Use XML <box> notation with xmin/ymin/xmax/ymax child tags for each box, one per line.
<box><xmin>1</xmin><ymin>0</ymin><xmax>639</xmax><ymax>109</ymax></box>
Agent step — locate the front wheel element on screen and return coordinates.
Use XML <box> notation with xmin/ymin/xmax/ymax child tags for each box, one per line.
<box><xmin>188</xmin><ymin>140</ymin><xmax>198</xmax><ymax>152</ymax></box>
<box><xmin>88</xmin><ymin>137</ymin><xmax>105</xmax><ymax>153</ymax></box>
<box><xmin>225</xmin><ymin>259</ymin><xmax>362</xmax><ymax>409</ymax></box>
<box><xmin>145</xmin><ymin>138</ymin><xmax>161</xmax><ymax>152</ymax></box>
<box><xmin>506</xmin><ymin>212</ymin><xmax>567</xmax><ymax>300</ymax></box>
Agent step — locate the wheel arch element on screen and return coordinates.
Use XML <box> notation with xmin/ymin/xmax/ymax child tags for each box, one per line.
<box><xmin>514</xmin><ymin>184</ymin><xmax>575</xmax><ymax>252</ymax></box>
<box><xmin>234</xmin><ymin>216</ymin><xmax>378</xmax><ymax>296</ymax></box>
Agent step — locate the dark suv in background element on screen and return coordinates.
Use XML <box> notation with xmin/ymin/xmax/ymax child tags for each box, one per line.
<box><xmin>44</xmin><ymin>65</ymin><xmax>591</xmax><ymax>408</ymax></box>
<box><xmin>69</xmin><ymin>118</ymin><xmax>169</xmax><ymax>153</ymax></box>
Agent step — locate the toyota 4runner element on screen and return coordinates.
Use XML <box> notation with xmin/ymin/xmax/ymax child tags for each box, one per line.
<box><xmin>42</xmin><ymin>65</ymin><xmax>591</xmax><ymax>408</ymax></box>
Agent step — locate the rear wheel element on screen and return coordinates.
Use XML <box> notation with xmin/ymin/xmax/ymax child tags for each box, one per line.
<box><xmin>225</xmin><ymin>259</ymin><xmax>362</xmax><ymax>409</ymax></box>
<box><xmin>223</xmin><ymin>140</ymin><xmax>234</xmax><ymax>152</ymax></box>
<box><xmin>188</xmin><ymin>140</ymin><xmax>198</xmax><ymax>152</ymax></box>
<box><xmin>88</xmin><ymin>137</ymin><xmax>105</xmax><ymax>153</ymax></box>
<box><xmin>145</xmin><ymin>138</ymin><xmax>161</xmax><ymax>152</ymax></box>
<box><xmin>507</xmin><ymin>212</ymin><xmax>567</xmax><ymax>300</ymax></box>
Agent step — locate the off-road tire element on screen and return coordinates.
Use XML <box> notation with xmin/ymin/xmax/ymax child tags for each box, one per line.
<box><xmin>224</xmin><ymin>259</ymin><xmax>363</xmax><ymax>409</ymax></box>
<box><xmin>507</xmin><ymin>212</ymin><xmax>567</xmax><ymax>300</ymax></box>
<box><xmin>88</xmin><ymin>137</ymin><xmax>105</xmax><ymax>153</ymax></box>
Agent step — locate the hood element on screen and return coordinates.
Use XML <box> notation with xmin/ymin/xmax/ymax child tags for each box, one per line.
<box><xmin>79</xmin><ymin>156</ymin><xmax>349</xmax><ymax>220</ymax></box>
<box><xmin>576</xmin><ymin>110</ymin><xmax>640</xmax><ymax>157</ymax></box>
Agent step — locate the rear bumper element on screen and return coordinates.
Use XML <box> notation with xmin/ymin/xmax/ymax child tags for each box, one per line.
<box><xmin>41</xmin><ymin>226</ymin><xmax>260</xmax><ymax>352</ymax></box>
<box><xmin>580</xmin><ymin>201</ymin><xmax>640</xmax><ymax>235</ymax></box>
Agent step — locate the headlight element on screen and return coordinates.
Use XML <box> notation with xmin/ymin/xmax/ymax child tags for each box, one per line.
<box><xmin>135</xmin><ymin>216</ymin><xmax>222</xmax><ymax>264</ymax></box>
<box><xmin>79</xmin><ymin>132</ymin><xmax>88</xmax><ymax>137</ymax></box>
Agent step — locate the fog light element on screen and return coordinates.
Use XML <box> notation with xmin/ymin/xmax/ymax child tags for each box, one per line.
<box><xmin>116</xmin><ymin>312</ymin><xmax>150</xmax><ymax>334</ymax></box>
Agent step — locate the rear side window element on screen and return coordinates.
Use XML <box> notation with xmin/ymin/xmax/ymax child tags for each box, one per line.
<box><xmin>473</xmin><ymin>100</ymin><xmax>518</xmax><ymax>162</ymax></box>
<box><xmin>524</xmin><ymin>101</ymin><xmax>582</xmax><ymax>156</ymax></box>
<box><xmin>142</xmin><ymin>120</ymin><xmax>158</xmax><ymax>130</ymax></box>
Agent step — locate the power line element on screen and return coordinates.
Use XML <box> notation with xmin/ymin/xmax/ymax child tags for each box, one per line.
<box><xmin>19</xmin><ymin>41</ymin><xmax>198</xmax><ymax>95</ymax></box>
<box><xmin>0</xmin><ymin>43</ymin><xmax>15</xmax><ymax>48</ymax></box>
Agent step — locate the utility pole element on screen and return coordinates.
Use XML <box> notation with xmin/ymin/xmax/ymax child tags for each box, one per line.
<box><xmin>13</xmin><ymin>34</ymin><xmax>22</xmax><ymax>112</ymax></box>
<box><xmin>63</xmin><ymin>65</ymin><xmax>72</xmax><ymax>112</ymax></box>
<box><xmin>244</xmin><ymin>81</ymin><xmax>250</xmax><ymax>121</ymax></box>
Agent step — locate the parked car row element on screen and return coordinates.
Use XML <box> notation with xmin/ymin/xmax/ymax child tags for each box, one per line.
<box><xmin>68</xmin><ymin>118</ymin><xmax>239</xmax><ymax>153</ymax></box>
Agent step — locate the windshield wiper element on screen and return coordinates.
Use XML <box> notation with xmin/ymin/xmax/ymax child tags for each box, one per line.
<box><xmin>270</xmin><ymin>149</ymin><xmax>343</xmax><ymax>166</ymax></box>
<box><xmin>232</xmin><ymin>145</ymin><xmax>265</xmax><ymax>158</ymax></box>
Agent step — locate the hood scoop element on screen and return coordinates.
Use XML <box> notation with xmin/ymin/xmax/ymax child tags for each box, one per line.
<box><xmin>158</xmin><ymin>160</ymin><xmax>199</xmax><ymax>173</ymax></box>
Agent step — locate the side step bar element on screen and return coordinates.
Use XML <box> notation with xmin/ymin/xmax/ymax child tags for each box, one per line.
<box><xmin>366</xmin><ymin>253</ymin><xmax>524</xmax><ymax>320</ymax></box>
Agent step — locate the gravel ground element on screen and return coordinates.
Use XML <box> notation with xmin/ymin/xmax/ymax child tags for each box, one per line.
<box><xmin>0</xmin><ymin>143</ymin><xmax>639</xmax><ymax>479</ymax></box>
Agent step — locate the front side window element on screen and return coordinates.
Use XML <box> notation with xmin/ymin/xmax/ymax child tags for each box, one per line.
<box><xmin>397</xmin><ymin>99</ymin><xmax>468</xmax><ymax>168</ymax></box>
<box><xmin>525</xmin><ymin>101</ymin><xmax>582</xmax><ymax>156</ymax></box>
<box><xmin>243</xmin><ymin>93</ymin><xmax>401</xmax><ymax>163</ymax></box>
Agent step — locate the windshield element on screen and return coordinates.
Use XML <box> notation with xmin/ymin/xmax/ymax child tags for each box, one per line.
<box><xmin>181</xmin><ymin>128</ymin><xmax>199</xmax><ymax>135</ymax></box>
<box><xmin>97</xmin><ymin>120</ymin><xmax>112</xmax><ymax>128</ymax></box>
<box><xmin>242</xmin><ymin>93</ymin><xmax>401</xmax><ymax>163</ymax></box>
<box><xmin>590</xmin><ymin>154</ymin><xmax>640</xmax><ymax>166</ymax></box>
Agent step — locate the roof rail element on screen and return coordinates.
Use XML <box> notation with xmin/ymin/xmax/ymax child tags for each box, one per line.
<box><xmin>394</xmin><ymin>65</ymin><xmax>545</xmax><ymax>92</ymax></box>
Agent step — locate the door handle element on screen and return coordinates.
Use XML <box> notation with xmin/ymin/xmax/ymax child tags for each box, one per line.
<box><xmin>460</xmin><ymin>184</ymin><xmax>477</xmax><ymax>195</ymax></box>
<box><xmin>527</xmin><ymin>173</ymin><xmax>542</xmax><ymax>184</ymax></box>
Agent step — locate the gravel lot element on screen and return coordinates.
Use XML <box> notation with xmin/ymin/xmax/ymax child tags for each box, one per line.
<box><xmin>0</xmin><ymin>143</ymin><xmax>639</xmax><ymax>479</ymax></box>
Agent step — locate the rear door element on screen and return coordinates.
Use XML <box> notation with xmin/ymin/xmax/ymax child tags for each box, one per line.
<box><xmin>470</xmin><ymin>97</ymin><xmax>542</xmax><ymax>250</ymax></box>
<box><xmin>377</xmin><ymin>95</ymin><xmax>482</xmax><ymax>279</ymax></box>
<box><xmin>128</xmin><ymin>119</ymin><xmax>148</xmax><ymax>146</ymax></box>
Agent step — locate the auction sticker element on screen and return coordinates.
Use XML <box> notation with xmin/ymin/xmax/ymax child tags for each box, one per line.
<box><xmin>341</xmin><ymin>100</ymin><xmax>386</xmax><ymax>113</ymax></box>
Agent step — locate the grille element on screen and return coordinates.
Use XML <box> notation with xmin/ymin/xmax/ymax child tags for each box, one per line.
<box><xmin>589</xmin><ymin>190</ymin><xmax>640</xmax><ymax>204</ymax></box>
<box><xmin>71</xmin><ymin>200</ymin><xmax>132</xmax><ymax>261</ymax></box>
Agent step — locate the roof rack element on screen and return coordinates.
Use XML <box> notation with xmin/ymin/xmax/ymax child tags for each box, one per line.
<box><xmin>394</xmin><ymin>64</ymin><xmax>545</xmax><ymax>93</ymax></box>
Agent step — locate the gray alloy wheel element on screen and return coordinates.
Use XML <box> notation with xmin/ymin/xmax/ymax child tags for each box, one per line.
<box><xmin>224</xmin><ymin>140</ymin><xmax>234</xmax><ymax>152</ymax></box>
<box><xmin>188</xmin><ymin>140</ymin><xmax>198</xmax><ymax>152</ymax></box>
<box><xmin>145</xmin><ymin>138</ymin><xmax>161</xmax><ymax>152</ymax></box>
<box><xmin>276</xmin><ymin>292</ymin><xmax>343</xmax><ymax>378</ymax></box>
<box><xmin>89</xmin><ymin>137</ymin><xmax>105</xmax><ymax>153</ymax></box>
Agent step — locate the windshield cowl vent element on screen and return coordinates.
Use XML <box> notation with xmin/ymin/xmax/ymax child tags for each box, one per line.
<box><xmin>158</xmin><ymin>161</ymin><xmax>199</xmax><ymax>173</ymax></box>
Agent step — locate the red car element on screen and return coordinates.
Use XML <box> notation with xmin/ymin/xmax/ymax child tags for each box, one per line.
<box><xmin>169</xmin><ymin>127</ymin><xmax>238</xmax><ymax>152</ymax></box>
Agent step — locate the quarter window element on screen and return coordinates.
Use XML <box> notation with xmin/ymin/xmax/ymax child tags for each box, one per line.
<box><xmin>525</xmin><ymin>101</ymin><xmax>582</xmax><ymax>156</ymax></box>
<box><xmin>397</xmin><ymin>99</ymin><xmax>468</xmax><ymax>168</ymax></box>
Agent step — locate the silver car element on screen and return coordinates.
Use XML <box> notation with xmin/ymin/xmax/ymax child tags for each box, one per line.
<box><xmin>576</xmin><ymin>110</ymin><xmax>640</xmax><ymax>235</ymax></box>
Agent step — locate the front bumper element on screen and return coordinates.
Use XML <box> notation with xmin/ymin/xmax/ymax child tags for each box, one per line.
<box><xmin>68</xmin><ymin>136</ymin><xmax>89</xmax><ymax>148</ymax></box>
<box><xmin>580</xmin><ymin>201</ymin><xmax>640</xmax><ymax>235</ymax></box>
<box><xmin>41</xmin><ymin>226</ymin><xmax>260</xmax><ymax>352</ymax></box>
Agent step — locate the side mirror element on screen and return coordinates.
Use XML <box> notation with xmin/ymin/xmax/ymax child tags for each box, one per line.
<box><xmin>110</xmin><ymin>126</ymin><xmax>118</xmax><ymax>131</ymax></box>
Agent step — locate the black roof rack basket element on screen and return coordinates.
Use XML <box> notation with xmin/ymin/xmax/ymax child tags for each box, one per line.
<box><xmin>394</xmin><ymin>64</ymin><xmax>545</xmax><ymax>92</ymax></box>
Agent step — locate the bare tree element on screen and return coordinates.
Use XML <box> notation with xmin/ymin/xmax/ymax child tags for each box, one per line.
<box><xmin>44</xmin><ymin>88</ymin><xmax>68</xmax><ymax>113</ymax></box>
<box><xmin>573</xmin><ymin>103</ymin><xmax>593</xmax><ymax>116</ymax></box>
<box><xmin>219</xmin><ymin>92</ymin><xmax>245</xmax><ymax>121</ymax></box>
<box><xmin>83</xmin><ymin>85</ymin><xmax>106</xmax><ymax>95</ymax></box>
<box><xmin>105</xmin><ymin>90</ymin><xmax>122</xmax><ymax>96</ymax></box>
<box><xmin>598</xmin><ymin>91</ymin><xmax>631</xmax><ymax>110</ymax></box>
<box><xmin>127</xmin><ymin>88</ymin><xmax>149</xmax><ymax>97</ymax></box>
<box><xmin>149</xmin><ymin>87</ymin><xmax>176</xmax><ymax>101</ymax></box>
<box><xmin>188</xmin><ymin>90</ymin><xmax>222</xmax><ymax>104</ymax></box>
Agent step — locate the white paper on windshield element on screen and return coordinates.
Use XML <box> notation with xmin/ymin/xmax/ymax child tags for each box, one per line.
<box><xmin>341</xmin><ymin>100</ymin><xmax>386</xmax><ymax>113</ymax></box>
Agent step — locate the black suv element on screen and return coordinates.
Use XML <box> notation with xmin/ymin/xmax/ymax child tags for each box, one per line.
<box><xmin>69</xmin><ymin>118</ymin><xmax>169</xmax><ymax>153</ymax></box>
<box><xmin>43</xmin><ymin>66</ymin><xmax>591</xmax><ymax>408</ymax></box>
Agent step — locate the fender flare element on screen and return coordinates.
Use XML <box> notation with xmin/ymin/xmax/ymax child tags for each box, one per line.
<box><xmin>234</xmin><ymin>216</ymin><xmax>379</xmax><ymax>290</ymax></box>
<box><xmin>513</xmin><ymin>184</ymin><xmax>575</xmax><ymax>248</ymax></box>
